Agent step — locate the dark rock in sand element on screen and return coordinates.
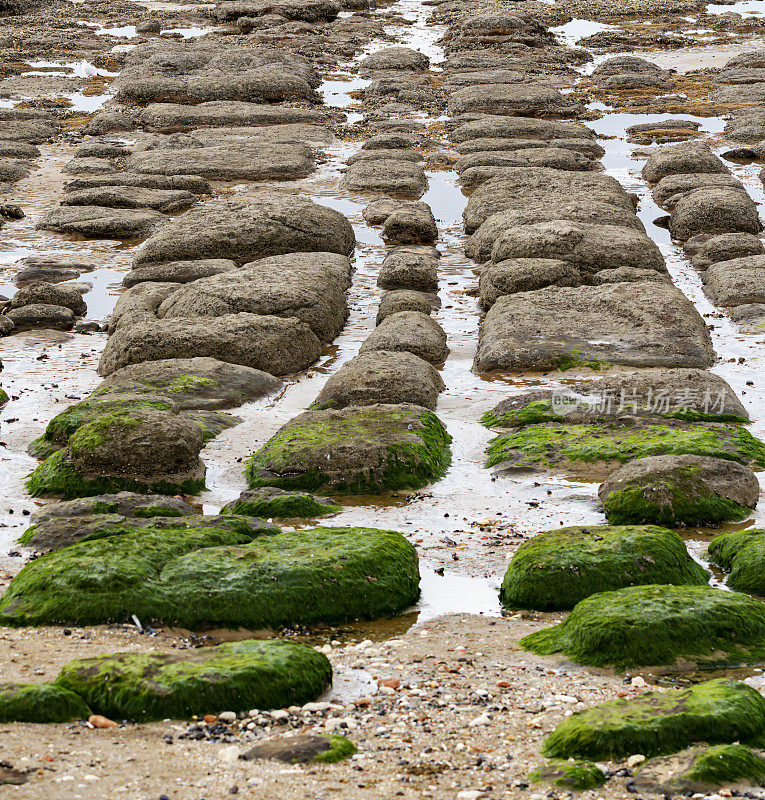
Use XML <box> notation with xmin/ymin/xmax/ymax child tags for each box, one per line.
<box><xmin>642</xmin><ymin>142</ymin><xmax>730</xmax><ymax>185</ymax></box>
<box><xmin>214</xmin><ymin>0</ymin><xmax>341</xmax><ymax>22</ymax></box>
<box><xmin>61</xmin><ymin>187</ymin><xmax>197</xmax><ymax>213</ymax></box>
<box><xmin>342</xmin><ymin>159</ymin><xmax>426</xmax><ymax>198</ymax></box>
<box><xmin>378</xmin><ymin>250</ymin><xmax>438</xmax><ymax>292</ymax></box>
<box><xmin>652</xmin><ymin>173</ymin><xmax>745</xmax><ymax>209</ymax></box>
<box><xmin>360</xmin><ymin>311</ymin><xmax>448</xmax><ymax>365</ymax></box>
<box><xmin>669</xmin><ymin>188</ymin><xmax>761</xmax><ymax>241</ymax></box>
<box><xmin>479</xmin><ymin>258</ymin><xmax>581</xmax><ymax>309</ymax></box>
<box><xmin>689</xmin><ymin>233</ymin><xmax>764</xmax><ymax>269</ymax></box>
<box><xmin>456</xmin><ymin>148</ymin><xmax>598</xmax><ymax>179</ymax></box>
<box><xmin>360</xmin><ymin>47</ymin><xmax>429</xmax><ymax>72</ymax></box>
<box><xmin>450</xmin><ymin>116</ymin><xmax>595</xmax><ymax>143</ymax></box>
<box><xmin>447</xmin><ymin>85</ymin><xmax>579</xmax><ymax>118</ymax></box>
<box><xmin>5</xmin><ymin>304</ymin><xmax>74</xmax><ymax>331</ymax></box>
<box><xmin>376</xmin><ymin>290</ymin><xmax>437</xmax><ymax>324</ymax></box>
<box><xmin>37</xmin><ymin>207</ymin><xmax>165</xmax><ymax>240</ymax></box>
<box><xmin>123</xmin><ymin>259</ymin><xmax>236</xmax><ymax>288</ymax></box>
<box><xmin>703</xmin><ymin>255</ymin><xmax>765</xmax><ymax>307</ymax></box>
<box><xmin>110</xmin><ymin>282</ymin><xmax>181</xmax><ymax>331</ymax></box>
<box><xmin>64</xmin><ymin>173</ymin><xmax>212</xmax><ymax>195</ymax></box>
<box><xmin>10</xmin><ymin>283</ymin><xmax>86</xmax><ymax>316</ymax></box>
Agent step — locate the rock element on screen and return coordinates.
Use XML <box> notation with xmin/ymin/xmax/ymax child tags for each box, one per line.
<box><xmin>627</xmin><ymin>119</ymin><xmax>700</xmax><ymax>144</ymax></box>
<box><xmin>669</xmin><ymin>188</ymin><xmax>761</xmax><ymax>240</ymax></box>
<box><xmin>642</xmin><ymin>142</ymin><xmax>730</xmax><ymax>184</ymax></box>
<box><xmin>214</xmin><ymin>0</ymin><xmax>340</xmax><ymax>22</ymax></box>
<box><xmin>88</xmin><ymin>714</ymin><xmax>118</xmax><ymax>728</ymax></box>
<box><xmin>599</xmin><ymin>454</ymin><xmax>759</xmax><ymax>526</ymax></box>
<box><xmin>123</xmin><ymin>259</ymin><xmax>237</xmax><ymax>288</ymax></box>
<box><xmin>479</xmin><ymin>258</ymin><xmax>580</xmax><ymax>308</ymax></box>
<box><xmin>376</xmin><ymin>290</ymin><xmax>436</xmax><ymax>323</ymax></box>
<box><xmin>240</xmin><ymin>733</ymin><xmax>356</xmax><ymax>763</ymax></box>
<box><xmin>5</xmin><ymin>304</ymin><xmax>74</xmax><ymax>331</ymax></box>
<box><xmin>457</xmin><ymin>148</ymin><xmax>598</xmax><ymax>179</ymax></box>
<box><xmin>456</xmin><ymin>137</ymin><xmax>603</xmax><ymax>158</ymax></box>
<box><xmin>474</xmin><ymin>282</ymin><xmax>714</xmax><ymax>372</ymax></box>
<box><xmin>139</xmin><ymin>101</ymin><xmax>325</xmax><ymax>133</ymax></box>
<box><xmin>500</xmin><ymin>525</ymin><xmax>708</xmax><ymax>611</ymax></box>
<box><xmin>221</xmin><ymin>487</ymin><xmax>340</xmax><ymax>518</ymax></box>
<box><xmin>246</xmin><ymin>404</ymin><xmax>451</xmax><ymax>493</ymax></box>
<box><xmin>26</xmin><ymin>408</ymin><xmax>207</xmax><ymax>499</ymax></box>
<box><xmin>97</xmin><ymin>357</ymin><xmax>282</xmax><ymax>410</ymax></box>
<box><xmin>463</xmin><ymin>168</ymin><xmax>635</xmax><ymax>233</ymax></box>
<box><xmin>652</xmin><ymin>172</ymin><xmax>744</xmax><ymax>208</ymax></box>
<box><xmin>709</xmin><ymin>529</ymin><xmax>765</xmax><ymax>595</ymax></box>
<box><xmin>634</xmin><ymin>744</ymin><xmax>765</xmax><ymax>794</ymax></box>
<box><xmin>134</xmin><ymin>196</ymin><xmax>354</xmax><ymax>266</ymax></box>
<box><xmin>155</xmin><ymin>252</ymin><xmax>351</xmax><ymax>343</ymax></box>
<box><xmin>342</xmin><ymin>159</ymin><xmax>426</xmax><ymax>198</ymax></box>
<box><xmin>447</xmin><ymin>85</ymin><xmax>578</xmax><ymax>118</ymax></box>
<box><xmin>37</xmin><ymin>207</ymin><xmax>165</xmax><ymax>239</ymax></box>
<box><xmin>363</xmin><ymin>197</ymin><xmax>400</xmax><ymax>224</ymax></box>
<box><xmin>0</xmin><ymin>682</ymin><xmax>90</xmax><ymax>723</ymax></box>
<box><xmin>0</xmin><ymin>316</ymin><xmax>14</xmax><ymax>336</ymax></box>
<box><xmin>98</xmin><ymin>314</ymin><xmax>322</xmax><ymax>377</ymax></box>
<box><xmin>127</xmin><ymin>143</ymin><xmax>314</xmax><ymax>181</ymax></box>
<box><xmin>10</xmin><ymin>283</ymin><xmax>86</xmax><ymax>316</ymax></box>
<box><xmin>136</xmin><ymin>19</ymin><xmax>162</xmax><ymax>33</ymax></box>
<box><xmin>65</xmin><ymin>173</ymin><xmax>211</xmax><ymax>194</ymax></box>
<box><xmin>482</xmin><ymin>369</ymin><xmax>749</xmax><ymax>427</ymax></box>
<box><xmin>360</xmin><ymin>311</ymin><xmax>448</xmax><ymax>364</ymax></box>
<box><xmin>360</xmin><ymin>47</ymin><xmax>429</xmax><ymax>72</ymax></box>
<box><xmin>466</xmin><ymin>203</ymin><xmax>645</xmax><ymax>262</ymax></box>
<box><xmin>55</xmin><ymin>640</ymin><xmax>331</xmax><ymax>721</ymax></box>
<box><xmin>378</xmin><ymin>250</ymin><xmax>438</xmax><ymax>292</ymax></box>
<box><xmin>488</xmin><ymin>222</ymin><xmax>665</xmax><ymax>277</ymax></box>
<box><xmin>109</xmin><ymin>282</ymin><xmax>181</xmax><ymax>331</ymax></box>
<box><xmin>362</xmin><ymin>133</ymin><xmax>422</xmax><ymax>150</ymax></box>
<box><xmin>81</xmin><ymin>111</ymin><xmax>139</xmax><ymax>136</ymax></box>
<box><xmin>485</xmin><ymin>419</ymin><xmax>765</xmax><ymax>475</ymax></box>
<box><xmin>382</xmin><ymin>204</ymin><xmax>437</xmax><ymax>244</ymax></box>
<box><xmin>541</xmin><ymin>678</ymin><xmax>765</xmax><ymax>760</ymax></box>
<box><xmin>312</xmin><ymin>350</ymin><xmax>445</xmax><ymax>410</ymax></box>
<box><xmin>347</xmin><ymin>149</ymin><xmax>422</xmax><ymax>166</ymax></box>
<box><xmin>703</xmin><ymin>255</ymin><xmax>765</xmax><ymax>306</ymax></box>
<box><xmin>528</xmin><ymin>760</ymin><xmax>606</xmax><ymax>791</ymax></box>
<box><xmin>521</xmin><ymin>584</ymin><xmax>765</xmax><ymax>670</ymax></box>
<box><xmin>0</xmin><ymin>120</ymin><xmax>57</xmax><ymax>143</ymax></box>
<box><xmin>689</xmin><ymin>232</ymin><xmax>764</xmax><ymax>269</ymax></box>
<box><xmin>29</xmin><ymin>492</ymin><xmax>194</xmax><ymax>524</ymax></box>
<box><xmin>450</xmin><ymin>116</ymin><xmax>595</xmax><ymax>143</ymax></box>
<box><xmin>61</xmin><ymin>186</ymin><xmax>197</xmax><ymax>213</ymax></box>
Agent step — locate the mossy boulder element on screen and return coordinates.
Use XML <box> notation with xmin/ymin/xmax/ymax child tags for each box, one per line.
<box><xmin>245</xmin><ymin>404</ymin><xmax>451</xmax><ymax>494</ymax></box>
<box><xmin>634</xmin><ymin>744</ymin><xmax>765</xmax><ymax>794</ymax></box>
<box><xmin>0</xmin><ymin>524</ymin><xmax>419</xmax><ymax>629</ymax></box>
<box><xmin>0</xmin><ymin>681</ymin><xmax>91</xmax><ymax>722</ymax></box>
<box><xmin>222</xmin><ymin>487</ymin><xmax>341</xmax><ymax>519</ymax></box>
<box><xmin>241</xmin><ymin>733</ymin><xmax>356</xmax><ymax>763</ymax></box>
<box><xmin>0</xmin><ymin>386</ymin><xmax>7</xmax><ymax>407</ymax></box>
<box><xmin>709</xmin><ymin>529</ymin><xmax>765</xmax><ymax>594</ymax></box>
<box><xmin>26</xmin><ymin>408</ymin><xmax>207</xmax><ymax>499</ymax></box>
<box><xmin>521</xmin><ymin>584</ymin><xmax>765</xmax><ymax>670</ymax></box>
<box><xmin>599</xmin><ymin>454</ymin><xmax>759</xmax><ymax>526</ymax></box>
<box><xmin>500</xmin><ymin>525</ymin><xmax>708</xmax><ymax>611</ymax></box>
<box><xmin>29</xmin><ymin>492</ymin><xmax>194</xmax><ymax>523</ymax></box>
<box><xmin>95</xmin><ymin>356</ymin><xmax>283</xmax><ymax>410</ymax></box>
<box><xmin>55</xmin><ymin>639</ymin><xmax>331</xmax><ymax>722</ymax></box>
<box><xmin>542</xmin><ymin>679</ymin><xmax>765</xmax><ymax>760</ymax></box>
<box><xmin>481</xmin><ymin>369</ymin><xmax>749</xmax><ymax>428</ymax></box>
<box><xmin>485</xmin><ymin>420</ymin><xmax>765</xmax><ymax>477</ymax></box>
<box><xmin>528</xmin><ymin>759</ymin><xmax>606</xmax><ymax>790</ymax></box>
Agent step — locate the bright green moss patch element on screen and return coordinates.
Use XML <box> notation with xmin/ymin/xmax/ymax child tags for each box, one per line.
<box><xmin>543</xmin><ymin>678</ymin><xmax>765</xmax><ymax>760</ymax></box>
<box><xmin>0</xmin><ymin>525</ymin><xmax>419</xmax><ymax>629</ymax></box>
<box><xmin>522</xmin><ymin>584</ymin><xmax>765</xmax><ymax>670</ymax></box>
<box><xmin>56</xmin><ymin>639</ymin><xmax>331</xmax><ymax>722</ymax></box>
<box><xmin>222</xmin><ymin>489</ymin><xmax>341</xmax><ymax>519</ymax></box>
<box><xmin>313</xmin><ymin>735</ymin><xmax>357</xmax><ymax>763</ymax></box>
<box><xmin>485</xmin><ymin>421</ymin><xmax>765</xmax><ymax>471</ymax></box>
<box><xmin>529</xmin><ymin>759</ymin><xmax>606</xmax><ymax>790</ymax></box>
<box><xmin>709</xmin><ymin>529</ymin><xmax>765</xmax><ymax>594</ymax></box>
<box><xmin>682</xmin><ymin>744</ymin><xmax>765</xmax><ymax>786</ymax></box>
<box><xmin>500</xmin><ymin>525</ymin><xmax>708</xmax><ymax>611</ymax></box>
<box><xmin>481</xmin><ymin>400</ymin><xmax>561</xmax><ymax>428</ymax></box>
<box><xmin>0</xmin><ymin>387</ymin><xmax>8</xmax><ymax>407</ymax></box>
<box><xmin>245</xmin><ymin>405</ymin><xmax>451</xmax><ymax>494</ymax></box>
<box><xmin>0</xmin><ymin>681</ymin><xmax>91</xmax><ymax>723</ymax></box>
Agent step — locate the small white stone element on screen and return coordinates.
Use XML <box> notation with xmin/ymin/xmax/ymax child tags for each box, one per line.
<box><xmin>324</xmin><ymin>716</ymin><xmax>357</xmax><ymax>732</ymax></box>
<box><xmin>554</xmin><ymin>694</ymin><xmax>578</xmax><ymax>704</ymax></box>
<box><xmin>270</xmin><ymin>709</ymin><xmax>289</xmax><ymax>721</ymax></box>
<box><xmin>468</xmin><ymin>713</ymin><xmax>491</xmax><ymax>727</ymax></box>
<box><xmin>218</xmin><ymin>711</ymin><xmax>237</xmax><ymax>724</ymax></box>
<box><xmin>631</xmin><ymin>676</ymin><xmax>647</xmax><ymax>688</ymax></box>
<box><xmin>456</xmin><ymin>791</ymin><xmax>483</xmax><ymax>800</ymax></box>
<box><xmin>302</xmin><ymin>701</ymin><xmax>331</xmax><ymax>713</ymax></box>
<box><xmin>357</xmin><ymin>639</ymin><xmax>374</xmax><ymax>650</ymax></box>
<box><xmin>218</xmin><ymin>745</ymin><xmax>240</xmax><ymax>764</ymax></box>
<box><xmin>627</xmin><ymin>754</ymin><xmax>646</xmax><ymax>768</ymax></box>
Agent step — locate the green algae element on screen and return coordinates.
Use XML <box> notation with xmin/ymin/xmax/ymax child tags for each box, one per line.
<box><xmin>0</xmin><ymin>525</ymin><xmax>419</xmax><ymax>629</ymax></box>
<box><xmin>709</xmin><ymin>529</ymin><xmax>765</xmax><ymax>594</ymax></box>
<box><xmin>681</xmin><ymin>744</ymin><xmax>765</xmax><ymax>786</ymax></box>
<box><xmin>223</xmin><ymin>493</ymin><xmax>341</xmax><ymax>519</ymax></box>
<box><xmin>528</xmin><ymin>759</ymin><xmax>606</xmax><ymax>790</ymax></box>
<box><xmin>521</xmin><ymin>584</ymin><xmax>765</xmax><ymax>670</ymax></box>
<box><xmin>0</xmin><ymin>387</ymin><xmax>8</xmax><ymax>407</ymax></box>
<box><xmin>485</xmin><ymin>421</ymin><xmax>765</xmax><ymax>471</ymax></box>
<box><xmin>542</xmin><ymin>679</ymin><xmax>765</xmax><ymax>760</ymax></box>
<box><xmin>313</xmin><ymin>735</ymin><xmax>357</xmax><ymax>763</ymax></box>
<box><xmin>56</xmin><ymin>639</ymin><xmax>331</xmax><ymax>722</ymax></box>
<box><xmin>0</xmin><ymin>681</ymin><xmax>91</xmax><ymax>723</ymax></box>
<box><xmin>500</xmin><ymin>525</ymin><xmax>709</xmax><ymax>611</ymax></box>
<box><xmin>245</xmin><ymin>407</ymin><xmax>451</xmax><ymax>494</ymax></box>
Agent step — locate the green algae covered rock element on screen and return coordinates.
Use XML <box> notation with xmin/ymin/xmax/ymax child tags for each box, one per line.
<box><xmin>485</xmin><ymin>420</ymin><xmax>765</xmax><ymax>475</ymax></box>
<box><xmin>222</xmin><ymin>487</ymin><xmax>341</xmax><ymax>519</ymax></box>
<box><xmin>528</xmin><ymin>759</ymin><xmax>606</xmax><ymax>790</ymax></box>
<box><xmin>26</xmin><ymin>408</ymin><xmax>207</xmax><ymax>499</ymax></box>
<box><xmin>0</xmin><ymin>524</ymin><xmax>419</xmax><ymax>629</ymax></box>
<box><xmin>599</xmin><ymin>454</ymin><xmax>759</xmax><ymax>527</ymax></box>
<box><xmin>153</xmin><ymin>526</ymin><xmax>420</xmax><ymax>629</ymax></box>
<box><xmin>0</xmin><ymin>386</ymin><xmax>7</xmax><ymax>407</ymax></box>
<box><xmin>0</xmin><ymin>517</ymin><xmax>278</xmax><ymax>626</ymax></box>
<box><xmin>709</xmin><ymin>529</ymin><xmax>765</xmax><ymax>594</ymax></box>
<box><xmin>0</xmin><ymin>681</ymin><xmax>91</xmax><ymax>723</ymax></box>
<box><xmin>241</xmin><ymin>733</ymin><xmax>357</xmax><ymax>764</ymax></box>
<box><xmin>28</xmin><ymin>492</ymin><xmax>194</xmax><ymax>523</ymax></box>
<box><xmin>634</xmin><ymin>744</ymin><xmax>765</xmax><ymax>794</ymax></box>
<box><xmin>245</xmin><ymin>404</ymin><xmax>451</xmax><ymax>494</ymax></box>
<box><xmin>542</xmin><ymin>678</ymin><xmax>765</xmax><ymax>760</ymax></box>
<box><xmin>521</xmin><ymin>584</ymin><xmax>765</xmax><ymax>670</ymax></box>
<box><xmin>500</xmin><ymin>525</ymin><xmax>709</xmax><ymax>611</ymax></box>
<box><xmin>55</xmin><ymin>639</ymin><xmax>331</xmax><ymax>722</ymax></box>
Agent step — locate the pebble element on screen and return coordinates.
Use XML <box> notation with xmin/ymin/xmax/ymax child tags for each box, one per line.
<box><xmin>218</xmin><ymin>745</ymin><xmax>241</xmax><ymax>763</ymax></box>
<box><xmin>218</xmin><ymin>711</ymin><xmax>237</xmax><ymax>724</ymax></box>
<box><xmin>627</xmin><ymin>754</ymin><xmax>646</xmax><ymax>768</ymax></box>
<box><xmin>88</xmin><ymin>714</ymin><xmax>118</xmax><ymax>728</ymax></box>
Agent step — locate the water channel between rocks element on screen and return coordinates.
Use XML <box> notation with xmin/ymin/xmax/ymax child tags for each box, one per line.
<box><xmin>2</xmin><ymin>0</ymin><xmax>765</xmax><ymax>639</ymax></box>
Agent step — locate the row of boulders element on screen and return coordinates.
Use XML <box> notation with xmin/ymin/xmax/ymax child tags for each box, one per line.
<box><xmin>0</xmin><ymin>281</ymin><xmax>87</xmax><ymax>336</ymax></box>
